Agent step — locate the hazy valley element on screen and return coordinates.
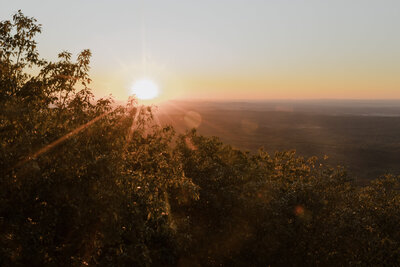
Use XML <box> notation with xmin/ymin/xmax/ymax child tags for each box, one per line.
<box><xmin>157</xmin><ymin>100</ymin><xmax>400</xmax><ymax>183</ymax></box>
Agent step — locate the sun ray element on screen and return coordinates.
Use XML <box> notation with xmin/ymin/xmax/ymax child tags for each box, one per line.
<box><xmin>11</xmin><ymin>109</ymin><xmax>115</xmax><ymax>172</ymax></box>
<box><xmin>157</xmin><ymin>108</ymin><xmax>176</xmax><ymax>126</ymax></box>
<box><xmin>163</xmin><ymin>101</ymin><xmax>236</xmax><ymax>139</ymax></box>
<box><xmin>126</xmin><ymin>105</ymin><xmax>143</xmax><ymax>144</ymax></box>
<box><xmin>153</xmin><ymin>111</ymin><xmax>162</xmax><ymax>127</ymax></box>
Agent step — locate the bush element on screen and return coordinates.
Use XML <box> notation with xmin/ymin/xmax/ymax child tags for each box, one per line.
<box><xmin>0</xmin><ymin>11</ymin><xmax>197</xmax><ymax>266</ymax></box>
<box><xmin>1</xmin><ymin>11</ymin><xmax>400</xmax><ymax>266</ymax></box>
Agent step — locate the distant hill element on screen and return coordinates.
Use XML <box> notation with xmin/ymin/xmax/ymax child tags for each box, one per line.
<box><xmin>156</xmin><ymin>100</ymin><xmax>400</xmax><ymax>183</ymax></box>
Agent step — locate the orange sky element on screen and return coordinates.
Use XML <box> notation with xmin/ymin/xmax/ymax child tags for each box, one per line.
<box><xmin>2</xmin><ymin>0</ymin><xmax>399</xmax><ymax>101</ymax></box>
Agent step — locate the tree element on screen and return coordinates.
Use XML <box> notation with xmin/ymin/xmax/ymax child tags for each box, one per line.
<box><xmin>171</xmin><ymin>130</ymin><xmax>400</xmax><ymax>266</ymax></box>
<box><xmin>0</xmin><ymin>11</ymin><xmax>197</xmax><ymax>266</ymax></box>
<box><xmin>2</xmin><ymin>11</ymin><xmax>400</xmax><ymax>267</ymax></box>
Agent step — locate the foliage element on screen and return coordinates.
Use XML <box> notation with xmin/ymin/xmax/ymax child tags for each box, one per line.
<box><xmin>1</xmin><ymin>11</ymin><xmax>400</xmax><ymax>266</ymax></box>
<box><xmin>171</xmin><ymin>131</ymin><xmax>400</xmax><ymax>266</ymax></box>
<box><xmin>0</xmin><ymin>11</ymin><xmax>197</xmax><ymax>266</ymax></box>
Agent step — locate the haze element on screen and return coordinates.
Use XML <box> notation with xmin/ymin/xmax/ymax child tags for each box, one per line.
<box><xmin>1</xmin><ymin>0</ymin><xmax>399</xmax><ymax>101</ymax></box>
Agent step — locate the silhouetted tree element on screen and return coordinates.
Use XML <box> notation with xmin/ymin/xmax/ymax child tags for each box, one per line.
<box><xmin>1</xmin><ymin>11</ymin><xmax>400</xmax><ymax>267</ymax></box>
<box><xmin>0</xmin><ymin>11</ymin><xmax>198</xmax><ymax>266</ymax></box>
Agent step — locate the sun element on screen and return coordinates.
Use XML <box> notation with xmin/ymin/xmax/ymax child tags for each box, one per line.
<box><xmin>130</xmin><ymin>79</ymin><xmax>160</xmax><ymax>100</ymax></box>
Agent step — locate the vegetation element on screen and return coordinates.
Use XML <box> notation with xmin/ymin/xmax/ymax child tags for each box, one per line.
<box><xmin>1</xmin><ymin>11</ymin><xmax>400</xmax><ymax>266</ymax></box>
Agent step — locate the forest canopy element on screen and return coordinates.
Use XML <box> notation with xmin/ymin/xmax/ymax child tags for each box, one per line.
<box><xmin>1</xmin><ymin>11</ymin><xmax>400</xmax><ymax>266</ymax></box>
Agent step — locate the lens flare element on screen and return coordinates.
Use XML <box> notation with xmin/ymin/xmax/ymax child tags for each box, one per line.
<box><xmin>130</xmin><ymin>79</ymin><xmax>159</xmax><ymax>100</ymax></box>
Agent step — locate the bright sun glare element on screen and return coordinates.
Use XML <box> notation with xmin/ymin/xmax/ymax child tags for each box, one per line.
<box><xmin>130</xmin><ymin>79</ymin><xmax>159</xmax><ymax>100</ymax></box>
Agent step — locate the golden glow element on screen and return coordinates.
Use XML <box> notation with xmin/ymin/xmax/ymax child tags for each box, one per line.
<box><xmin>130</xmin><ymin>79</ymin><xmax>160</xmax><ymax>100</ymax></box>
<box><xmin>92</xmin><ymin>58</ymin><xmax>400</xmax><ymax>101</ymax></box>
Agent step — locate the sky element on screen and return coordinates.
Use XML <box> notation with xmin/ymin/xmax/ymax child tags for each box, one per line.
<box><xmin>1</xmin><ymin>0</ymin><xmax>400</xmax><ymax>101</ymax></box>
